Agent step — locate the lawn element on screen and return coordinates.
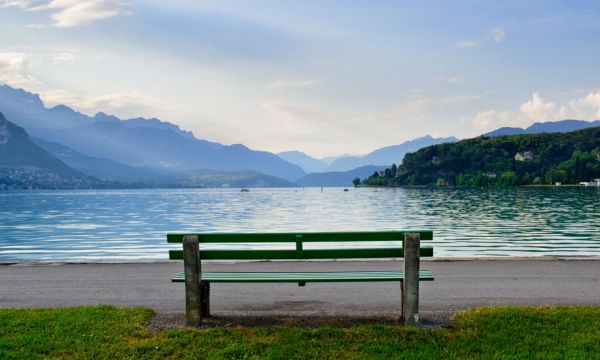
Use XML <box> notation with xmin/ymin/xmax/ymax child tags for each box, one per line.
<box><xmin>0</xmin><ymin>306</ymin><xmax>598</xmax><ymax>359</ymax></box>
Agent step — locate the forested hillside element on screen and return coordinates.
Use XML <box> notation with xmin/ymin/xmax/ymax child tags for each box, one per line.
<box><xmin>364</xmin><ymin>127</ymin><xmax>600</xmax><ymax>186</ymax></box>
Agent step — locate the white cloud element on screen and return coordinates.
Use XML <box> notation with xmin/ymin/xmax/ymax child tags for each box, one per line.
<box><xmin>49</xmin><ymin>51</ymin><xmax>79</xmax><ymax>63</ymax></box>
<box><xmin>406</xmin><ymin>94</ymin><xmax>482</xmax><ymax>112</ymax></box>
<box><xmin>0</xmin><ymin>52</ymin><xmax>37</xmax><ymax>86</ymax></box>
<box><xmin>439</xmin><ymin>75</ymin><xmax>462</xmax><ymax>83</ymax></box>
<box><xmin>266</xmin><ymin>78</ymin><xmax>321</xmax><ymax>89</ymax></box>
<box><xmin>464</xmin><ymin>91</ymin><xmax>600</xmax><ymax>131</ymax></box>
<box><xmin>1</xmin><ymin>0</ymin><xmax>129</xmax><ymax>27</ymax></box>
<box><xmin>455</xmin><ymin>40</ymin><xmax>481</xmax><ymax>48</ymax></box>
<box><xmin>568</xmin><ymin>91</ymin><xmax>600</xmax><ymax>119</ymax></box>
<box><xmin>492</xmin><ymin>27</ymin><xmax>505</xmax><ymax>42</ymax></box>
<box><xmin>530</xmin><ymin>14</ymin><xmax>570</xmax><ymax>26</ymax></box>
<box><xmin>40</xmin><ymin>88</ymin><xmax>158</xmax><ymax>118</ymax></box>
<box><xmin>519</xmin><ymin>92</ymin><xmax>562</xmax><ymax>121</ymax></box>
<box><xmin>455</xmin><ymin>27</ymin><xmax>505</xmax><ymax>48</ymax></box>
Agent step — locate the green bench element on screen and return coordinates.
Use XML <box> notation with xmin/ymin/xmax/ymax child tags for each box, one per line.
<box><xmin>167</xmin><ymin>231</ymin><xmax>434</xmax><ymax>326</ymax></box>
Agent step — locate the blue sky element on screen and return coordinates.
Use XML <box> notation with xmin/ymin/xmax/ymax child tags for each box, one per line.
<box><xmin>1</xmin><ymin>0</ymin><xmax>599</xmax><ymax>157</ymax></box>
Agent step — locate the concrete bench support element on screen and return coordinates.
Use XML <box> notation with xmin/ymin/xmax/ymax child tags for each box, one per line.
<box><xmin>403</xmin><ymin>233</ymin><xmax>420</xmax><ymax>324</ymax></box>
<box><xmin>183</xmin><ymin>235</ymin><xmax>202</xmax><ymax>326</ymax></box>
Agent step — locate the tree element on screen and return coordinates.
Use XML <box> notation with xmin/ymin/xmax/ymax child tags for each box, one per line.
<box><xmin>352</xmin><ymin>177</ymin><xmax>361</xmax><ymax>187</ymax></box>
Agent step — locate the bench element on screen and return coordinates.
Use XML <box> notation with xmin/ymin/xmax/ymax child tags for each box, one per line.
<box><xmin>167</xmin><ymin>231</ymin><xmax>434</xmax><ymax>326</ymax></box>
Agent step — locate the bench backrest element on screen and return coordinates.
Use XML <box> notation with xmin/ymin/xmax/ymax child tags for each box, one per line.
<box><xmin>168</xmin><ymin>231</ymin><xmax>433</xmax><ymax>261</ymax></box>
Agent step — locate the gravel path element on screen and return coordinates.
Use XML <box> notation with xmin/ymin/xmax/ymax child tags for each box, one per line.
<box><xmin>1</xmin><ymin>259</ymin><xmax>598</xmax><ymax>327</ymax></box>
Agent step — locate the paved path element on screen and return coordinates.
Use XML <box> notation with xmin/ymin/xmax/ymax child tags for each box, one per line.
<box><xmin>1</xmin><ymin>260</ymin><xmax>598</xmax><ymax>324</ymax></box>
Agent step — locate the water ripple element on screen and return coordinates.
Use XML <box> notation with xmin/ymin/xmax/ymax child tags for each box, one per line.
<box><xmin>0</xmin><ymin>187</ymin><xmax>598</xmax><ymax>261</ymax></box>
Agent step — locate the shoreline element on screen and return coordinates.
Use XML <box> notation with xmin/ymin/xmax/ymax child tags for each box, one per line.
<box><xmin>2</xmin><ymin>255</ymin><xmax>600</xmax><ymax>266</ymax></box>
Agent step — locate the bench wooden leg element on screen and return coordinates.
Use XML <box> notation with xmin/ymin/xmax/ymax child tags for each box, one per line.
<box><xmin>201</xmin><ymin>282</ymin><xmax>210</xmax><ymax>317</ymax></box>
<box><xmin>399</xmin><ymin>280</ymin><xmax>405</xmax><ymax>322</ymax></box>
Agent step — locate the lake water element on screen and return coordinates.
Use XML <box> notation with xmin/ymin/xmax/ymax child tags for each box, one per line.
<box><xmin>0</xmin><ymin>187</ymin><xmax>599</xmax><ymax>261</ymax></box>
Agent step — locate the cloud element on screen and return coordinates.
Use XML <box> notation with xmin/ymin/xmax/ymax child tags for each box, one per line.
<box><xmin>530</xmin><ymin>14</ymin><xmax>570</xmax><ymax>26</ymax></box>
<box><xmin>1</xmin><ymin>0</ymin><xmax>129</xmax><ymax>27</ymax></box>
<box><xmin>0</xmin><ymin>52</ymin><xmax>37</xmax><ymax>86</ymax></box>
<box><xmin>455</xmin><ymin>40</ymin><xmax>481</xmax><ymax>48</ymax></box>
<box><xmin>49</xmin><ymin>51</ymin><xmax>79</xmax><ymax>63</ymax></box>
<box><xmin>568</xmin><ymin>91</ymin><xmax>600</xmax><ymax>119</ymax></box>
<box><xmin>492</xmin><ymin>27</ymin><xmax>505</xmax><ymax>42</ymax></box>
<box><xmin>40</xmin><ymin>88</ymin><xmax>158</xmax><ymax>118</ymax></box>
<box><xmin>266</xmin><ymin>79</ymin><xmax>321</xmax><ymax>89</ymax></box>
<box><xmin>464</xmin><ymin>91</ymin><xmax>600</xmax><ymax>131</ymax></box>
<box><xmin>519</xmin><ymin>92</ymin><xmax>563</xmax><ymax>121</ymax></box>
<box><xmin>455</xmin><ymin>27</ymin><xmax>505</xmax><ymax>48</ymax></box>
<box><xmin>406</xmin><ymin>94</ymin><xmax>482</xmax><ymax>112</ymax></box>
<box><xmin>439</xmin><ymin>75</ymin><xmax>462</xmax><ymax>83</ymax></box>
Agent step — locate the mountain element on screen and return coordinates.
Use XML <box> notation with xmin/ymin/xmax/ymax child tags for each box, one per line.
<box><xmin>366</xmin><ymin>126</ymin><xmax>600</xmax><ymax>186</ymax></box>
<box><xmin>326</xmin><ymin>135</ymin><xmax>458</xmax><ymax>172</ymax></box>
<box><xmin>0</xmin><ymin>84</ymin><xmax>305</xmax><ymax>181</ymax></box>
<box><xmin>321</xmin><ymin>155</ymin><xmax>346</xmax><ymax>165</ymax></box>
<box><xmin>148</xmin><ymin>169</ymin><xmax>295</xmax><ymax>188</ymax></box>
<box><xmin>296</xmin><ymin>165</ymin><xmax>387</xmax><ymax>187</ymax></box>
<box><xmin>0</xmin><ymin>112</ymin><xmax>100</xmax><ymax>189</ymax></box>
<box><xmin>484</xmin><ymin>120</ymin><xmax>600</xmax><ymax>137</ymax></box>
<box><xmin>277</xmin><ymin>151</ymin><xmax>329</xmax><ymax>173</ymax></box>
<box><xmin>32</xmin><ymin>137</ymin><xmax>167</xmax><ymax>180</ymax></box>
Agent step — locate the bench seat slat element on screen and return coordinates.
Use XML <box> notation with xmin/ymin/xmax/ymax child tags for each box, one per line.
<box><xmin>167</xmin><ymin>231</ymin><xmax>433</xmax><ymax>243</ymax></box>
<box><xmin>171</xmin><ymin>270</ymin><xmax>434</xmax><ymax>283</ymax></box>
<box><xmin>169</xmin><ymin>246</ymin><xmax>434</xmax><ymax>260</ymax></box>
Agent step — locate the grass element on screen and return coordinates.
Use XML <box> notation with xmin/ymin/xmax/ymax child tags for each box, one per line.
<box><xmin>0</xmin><ymin>306</ymin><xmax>598</xmax><ymax>359</ymax></box>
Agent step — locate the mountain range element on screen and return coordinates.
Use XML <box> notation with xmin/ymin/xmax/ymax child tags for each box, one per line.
<box><xmin>324</xmin><ymin>135</ymin><xmax>459</xmax><ymax>172</ymax></box>
<box><xmin>277</xmin><ymin>151</ymin><xmax>329</xmax><ymax>173</ymax></box>
<box><xmin>2</xmin><ymin>83</ymin><xmax>600</xmax><ymax>189</ymax></box>
<box><xmin>0</xmin><ymin>112</ymin><xmax>296</xmax><ymax>189</ymax></box>
<box><xmin>279</xmin><ymin>136</ymin><xmax>459</xmax><ymax>174</ymax></box>
<box><xmin>0</xmin><ymin>84</ymin><xmax>304</xmax><ymax>181</ymax></box>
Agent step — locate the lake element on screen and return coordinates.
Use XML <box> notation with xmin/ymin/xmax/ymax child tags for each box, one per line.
<box><xmin>0</xmin><ymin>187</ymin><xmax>598</xmax><ymax>261</ymax></box>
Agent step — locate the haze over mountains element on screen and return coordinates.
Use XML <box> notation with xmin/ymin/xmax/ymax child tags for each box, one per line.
<box><xmin>0</xmin><ymin>112</ymin><xmax>98</xmax><ymax>189</ymax></box>
<box><xmin>1</xmin><ymin>84</ymin><xmax>599</xmax><ymax>188</ymax></box>
<box><xmin>0</xmin><ymin>85</ymin><xmax>304</xmax><ymax>182</ymax></box>
<box><xmin>324</xmin><ymin>136</ymin><xmax>459</xmax><ymax>172</ymax></box>
<box><xmin>279</xmin><ymin>136</ymin><xmax>458</xmax><ymax>173</ymax></box>
<box><xmin>296</xmin><ymin>165</ymin><xmax>387</xmax><ymax>187</ymax></box>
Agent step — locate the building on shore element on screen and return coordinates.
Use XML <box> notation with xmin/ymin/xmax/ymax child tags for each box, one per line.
<box><xmin>515</xmin><ymin>151</ymin><xmax>534</xmax><ymax>161</ymax></box>
<box><xmin>579</xmin><ymin>179</ymin><xmax>600</xmax><ymax>187</ymax></box>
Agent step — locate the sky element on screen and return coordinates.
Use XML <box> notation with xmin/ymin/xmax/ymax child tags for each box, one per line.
<box><xmin>1</xmin><ymin>0</ymin><xmax>600</xmax><ymax>158</ymax></box>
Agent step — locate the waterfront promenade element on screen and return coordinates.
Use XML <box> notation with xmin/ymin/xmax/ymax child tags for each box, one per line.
<box><xmin>1</xmin><ymin>259</ymin><xmax>598</xmax><ymax>326</ymax></box>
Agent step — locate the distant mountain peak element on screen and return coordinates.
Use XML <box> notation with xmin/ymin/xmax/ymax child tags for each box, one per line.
<box><xmin>484</xmin><ymin>119</ymin><xmax>600</xmax><ymax>137</ymax></box>
<box><xmin>0</xmin><ymin>84</ymin><xmax>43</xmax><ymax>106</ymax></box>
<box><xmin>324</xmin><ymin>135</ymin><xmax>458</xmax><ymax>172</ymax></box>
<box><xmin>277</xmin><ymin>150</ymin><xmax>328</xmax><ymax>173</ymax></box>
<box><xmin>94</xmin><ymin>112</ymin><xmax>121</xmax><ymax>122</ymax></box>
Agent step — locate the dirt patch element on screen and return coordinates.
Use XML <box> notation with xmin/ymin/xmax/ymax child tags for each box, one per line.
<box><xmin>145</xmin><ymin>312</ymin><xmax>451</xmax><ymax>332</ymax></box>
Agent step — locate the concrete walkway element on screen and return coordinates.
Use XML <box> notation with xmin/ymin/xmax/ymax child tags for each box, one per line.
<box><xmin>1</xmin><ymin>260</ymin><xmax>598</xmax><ymax>325</ymax></box>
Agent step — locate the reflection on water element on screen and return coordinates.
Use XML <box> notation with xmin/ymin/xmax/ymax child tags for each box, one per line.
<box><xmin>0</xmin><ymin>187</ymin><xmax>598</xmax><ymax>261</ymax></box>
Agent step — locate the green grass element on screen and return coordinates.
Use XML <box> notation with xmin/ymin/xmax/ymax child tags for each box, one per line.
<box><xmin>0</xmin><ymin>306</ymin><xmax>598</xmax><ymax>359</ymax></box>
